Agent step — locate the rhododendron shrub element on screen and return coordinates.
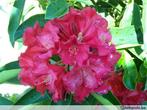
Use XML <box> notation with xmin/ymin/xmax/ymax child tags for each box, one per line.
<box><xmin>108</xmin><ymin>73</ymin><xmax>147</xmax><ymax>105</ymax></box>
<box><xmin>19</xmin><ymin>7</ymin><xmax>120</xmax><ymax>102</ymax></box>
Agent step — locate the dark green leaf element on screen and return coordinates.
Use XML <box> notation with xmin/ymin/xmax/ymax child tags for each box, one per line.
<box><xmin>132</xmin><ymin>3</ymin><xmax>142</xmax><ymax>30</ymax></box>
<box><xmin>143</xmin><ymin>101</ymin><xmax>147</xmax><ymax>105</ymax></box>
<box><xmin>51</xmin><ymin>55</ymin><xmax>61</xmax><ymax>62</ymax></box>
<box><xmin>15</xmin><ymin>88</ymin><xmax>50</xmax><ymax>105</ymax></box>
<box><xmin>14</xmin><ymin>14</ymin><xmax>46</xmax><ymax>41</ymax></box>
<box><xmin>139</xmin><ymin>64</ymin><xmax>147</xmax><ymax>77</ymax></box>
<box><xmin>8</xmin><ymin>0</ymin><xmax>25</xmax><ymax>46</ymax></box>
<box><xmin>128</xmin><ymin>47</ymin><xmax>143</xmax><ymax>61</ymax></box>
<box><xmin>0</xmin><ymin>61</ymin><xmax>19</xmax><ymax>72</ymax></box>
<box><xmin>103</xmin><ymin>92</ymin><xmax>121</xmax><ymax>105</ymax></box>
<box><xmin>0</xmin><ymin>96</ymin><xmax>13</xmax><ymax>105</ymax></box>
<box><xmin>45</xmin><ymin>0</ymin><xmax>69</xmax><ymax>20</ymax></box>
<box><xmin>51</xmin><ymin>94</ymin><xmax>72</xmax><ymax>105</ymax></box>
<box><xmin>123</xmin><ymin>51</ymin><xmax>138</xmax><ymax>89</ymax></box>
<box><xmin>145</xmin><ymin>79</ymin><xmax>147</xmax><ymax>90</ymax></box>
<box><xmin>0</xmin><ymin>69</ymin><xmax>20</xmax><ymax>84</ymax></box>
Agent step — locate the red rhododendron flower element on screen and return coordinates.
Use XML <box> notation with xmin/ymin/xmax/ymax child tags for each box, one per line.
<box><xmin>19</xmin><ymin>7</ymin><xmax>120</xmax><ymax>102</ymax></box>
<box><xmin>108</xmin><ymin>73</ymin><xmax>147</xmax><ymax>105</ymax></box>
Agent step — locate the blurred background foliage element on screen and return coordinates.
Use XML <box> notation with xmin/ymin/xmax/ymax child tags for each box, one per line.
<box><xmin>0</xmin><ymin>0</ymin><xmax>147</xmax><ymax>105</ymax></box>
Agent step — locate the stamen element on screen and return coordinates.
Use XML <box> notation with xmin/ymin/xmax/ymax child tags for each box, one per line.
<box><xmin>77</xmin><ymin>32</ymin><xmax>83</xmax><ymax>42</ymax></box>
<box><xmin>69</xmin><ymin>46</ymin><xmax>78</xmax><ymax>56</ymax></box>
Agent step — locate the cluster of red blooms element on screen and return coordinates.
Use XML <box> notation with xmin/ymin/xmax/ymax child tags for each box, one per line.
<box><xmin>108</xmin><ymin>73</ymin><xmax>147</xmax><ymax>105</ymax></box>
<box><xmin>19</xmin><ymin>7</ymin><xmax>120</xmax><ymax>102</ymax></box>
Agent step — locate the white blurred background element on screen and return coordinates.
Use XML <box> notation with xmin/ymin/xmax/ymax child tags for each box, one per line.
<box><xmin>0</xmin><ymin>0</ymin><xmax>42</xmax><ymax>97</ymax></box>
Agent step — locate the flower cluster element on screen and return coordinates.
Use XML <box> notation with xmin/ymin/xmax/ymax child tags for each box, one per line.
<box><xmin>19</xmin><ymin>7</ymin><xmax>120</xmax><ymax>102</ymax></box>
<box><xmin>107</xmin><ymin>73</ymin><xmax>147</xmax><ymax>105</ymax></box>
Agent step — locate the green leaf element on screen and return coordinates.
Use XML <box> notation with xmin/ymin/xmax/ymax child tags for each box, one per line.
<box><xmin>145</xmin><ymin>79</ymin><xmax>147</xmax><ymax>90</ymax></box>
<box><xmin>0</xmin><ymin>96</ymin><xmax>13</xmax><ymax>105</ymax></box>
<box><xmin>76</xmin><ymin>0</ymin><xmax>93</xmax><ymax>6</ymax></box>
<box><xmin>119</xmin><ymin>2</ymin><xmax>133</xmax><ymax>28</ymax></box>
<box><xmin>0</xmin><ymin>69</ymin><xmax>20</xmax><ymax>84</ymax></box>
<box><xmin>116</xmin><ymin>44</ymin><xmax>142</xmax><ymax>50</ymax></box>
<box><xmin>123</xmin><ymin>51</ymin><xmax>138</xmax><ymax>89</ymax></box>
<box><xmin>0</xmin><ymin>61</ymin><xmax>19</xmax><ymax>72</ymax></box>
<box><xmin>15</xmin><ymin>88</ymin><xmax>50</xmax><ymax>105</ymax></box>
<box><xmin>6</xmin><ymin>76</ymin><xmax>20</xmax><ymax>84</ymax></box>
<box><xmin>92</xmin><ymin>93</ymin><xmax>113</xmax><ymax>105</ymax></box>
<box><xmin>139</xmin><ymin>63</ymin><xmax>147</xmax><ymax>77</ymax></box>
<box><xmin>45</xmin><ymin>0</ymin><xmax>69</xmax><ymax>20</ymax></box>
<box><xmin>8</xmin><ymin>0</ymin><xmax>25</xmax><ymax>46</ymax></box>
<box><xmin>132</xmin><ymin>3</ymin><xmax>142</xmax><ymax>30</ymax></box>
<box><xmin>51</xmin><ymin>94</ymin><xmax>72</xmax><ymax>105</ymax></box>
<box><xmin>14</xmin><ymin>14</ymin><xmax>46</xmax><ymax>41</ymax></box>
<box><xmin>143</xmin><ymin>101</ymin><xmax>147</xmax><ymax>105</ymax></box>
<box><xmin>128</xmin><ymin>47</ymin><xmax>143</xmax><ymax>61</ymax></box>
<box><xmin>103</xmin><ymin>92</ymin><xmax>121</xmax><ymax>105</ymax></box>
<box><xmin>111</xmin><ymin>26</ymin><xmax>139</xmax><ymax>46</ymax></box>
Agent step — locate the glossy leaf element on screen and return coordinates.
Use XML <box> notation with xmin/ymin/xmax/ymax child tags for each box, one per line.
<box><xmin>103</xmin><ymin>92</ymin><xmax>120</xmax><ymax>105</ymax></box>
<box><xmin>45</xmin><ymin>0</ymin><xmax>69</xmax><ymax>20</ymax></box>
<box><xmin>128</xmin><ymin>47</ymin><xmax>143</xmax><ymax>61</ymax></box>
<box><xmin>14</xmin><ymin>14</ymin><xmax>46</xmax><ymax>41</ymax></box>
<box><xmin>111</xmin><ymin>26</ymin><xmax>139</xmax><ymax>46</ymax></box>
<box><xmin>0</xmin><ymin>96</ymin><xmax>13</xmax><ymax>105</ymax></box>
<box><xmin>8</xmin><ymin>0</ymin><xmax>25</xmax><ymax>46</ymax></box>
<box><xmin>123</xmin><ymin>51</ymin><xmax>138</xmax><ymax>90</ymax></box>
<box><xmin>132</xmin><ymin>3</ymin><xmax>142</xmax><ymax>30</ymax></box>
<box><xmin>0</xmin><ymin>69</ymin><xmax>20</xmax><ymax>84</ymax></box>
<box><xmin>139</xmin><ymin>63</ymin><xmax>147</xmax><ymax>77</ymax></box>
<box><xmin>92</xmin><ymin>93</ymin><xmax>113</xmax><ymax>105</ymax></box>
<box><xmin>15</xmin><ymin>88</ymin><xmax>50</xmax><ymax>105</ymax></box>
<box><xmin>0</xmin><ymin>61</ymin><xmax>19</xmax><ymax>72</ymax></box>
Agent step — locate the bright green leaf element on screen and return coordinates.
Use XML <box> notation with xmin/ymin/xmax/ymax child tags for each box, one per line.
<box><xmin>15</xmin><ymin>88</ymin><xmax>50</xmax><ymax>105</ymax></box>
<box><xmin>0</xmin><ymin>96</ymin><xmax>13</xmax><ymax>105</ymax></box>
<box><xmin>119</xmin><ymin>2</ymin><xmax>134</xmax><ymax>28</ymax></box>
<box><xmin>92</xmin><ymin>93</ymin><xmax>113</xmax><ymax>105</ymax></box>
<box><xmin>123</xmin><ymin>51</ymin><xmax>138</xmax><ymax>89</ymax></box>
<box><xmin>45</xmin><ymin>0</ymin><xmax>69</xmax><ymax>20</ymax></box>
<box><xmin>111</xmin><ymin>26</ymin><xmax>139</xmax><ymax>46</ymax></box>
<box><xmin>14</xmin><ymin>14</ymin><xmax>46</xmax><ymax>41</ymax></box>
<box><xmin>0</xmin><ymin>69</ymin><xmax>20</xmax><ymax>84</ymax></box>
<box><xmin>76</xmin><ymin>0</ymin><xmax>93</xmax><ymax>6</ymax></box>
<box><xmin>116</xmin><ymin>44</ymin><xmax>142</xmax><ymax>50</ymax></box>
<box><xmin>8</xmin><ymin>0</ymin><xmax>25</xmax><ymax>46</ymax></box>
